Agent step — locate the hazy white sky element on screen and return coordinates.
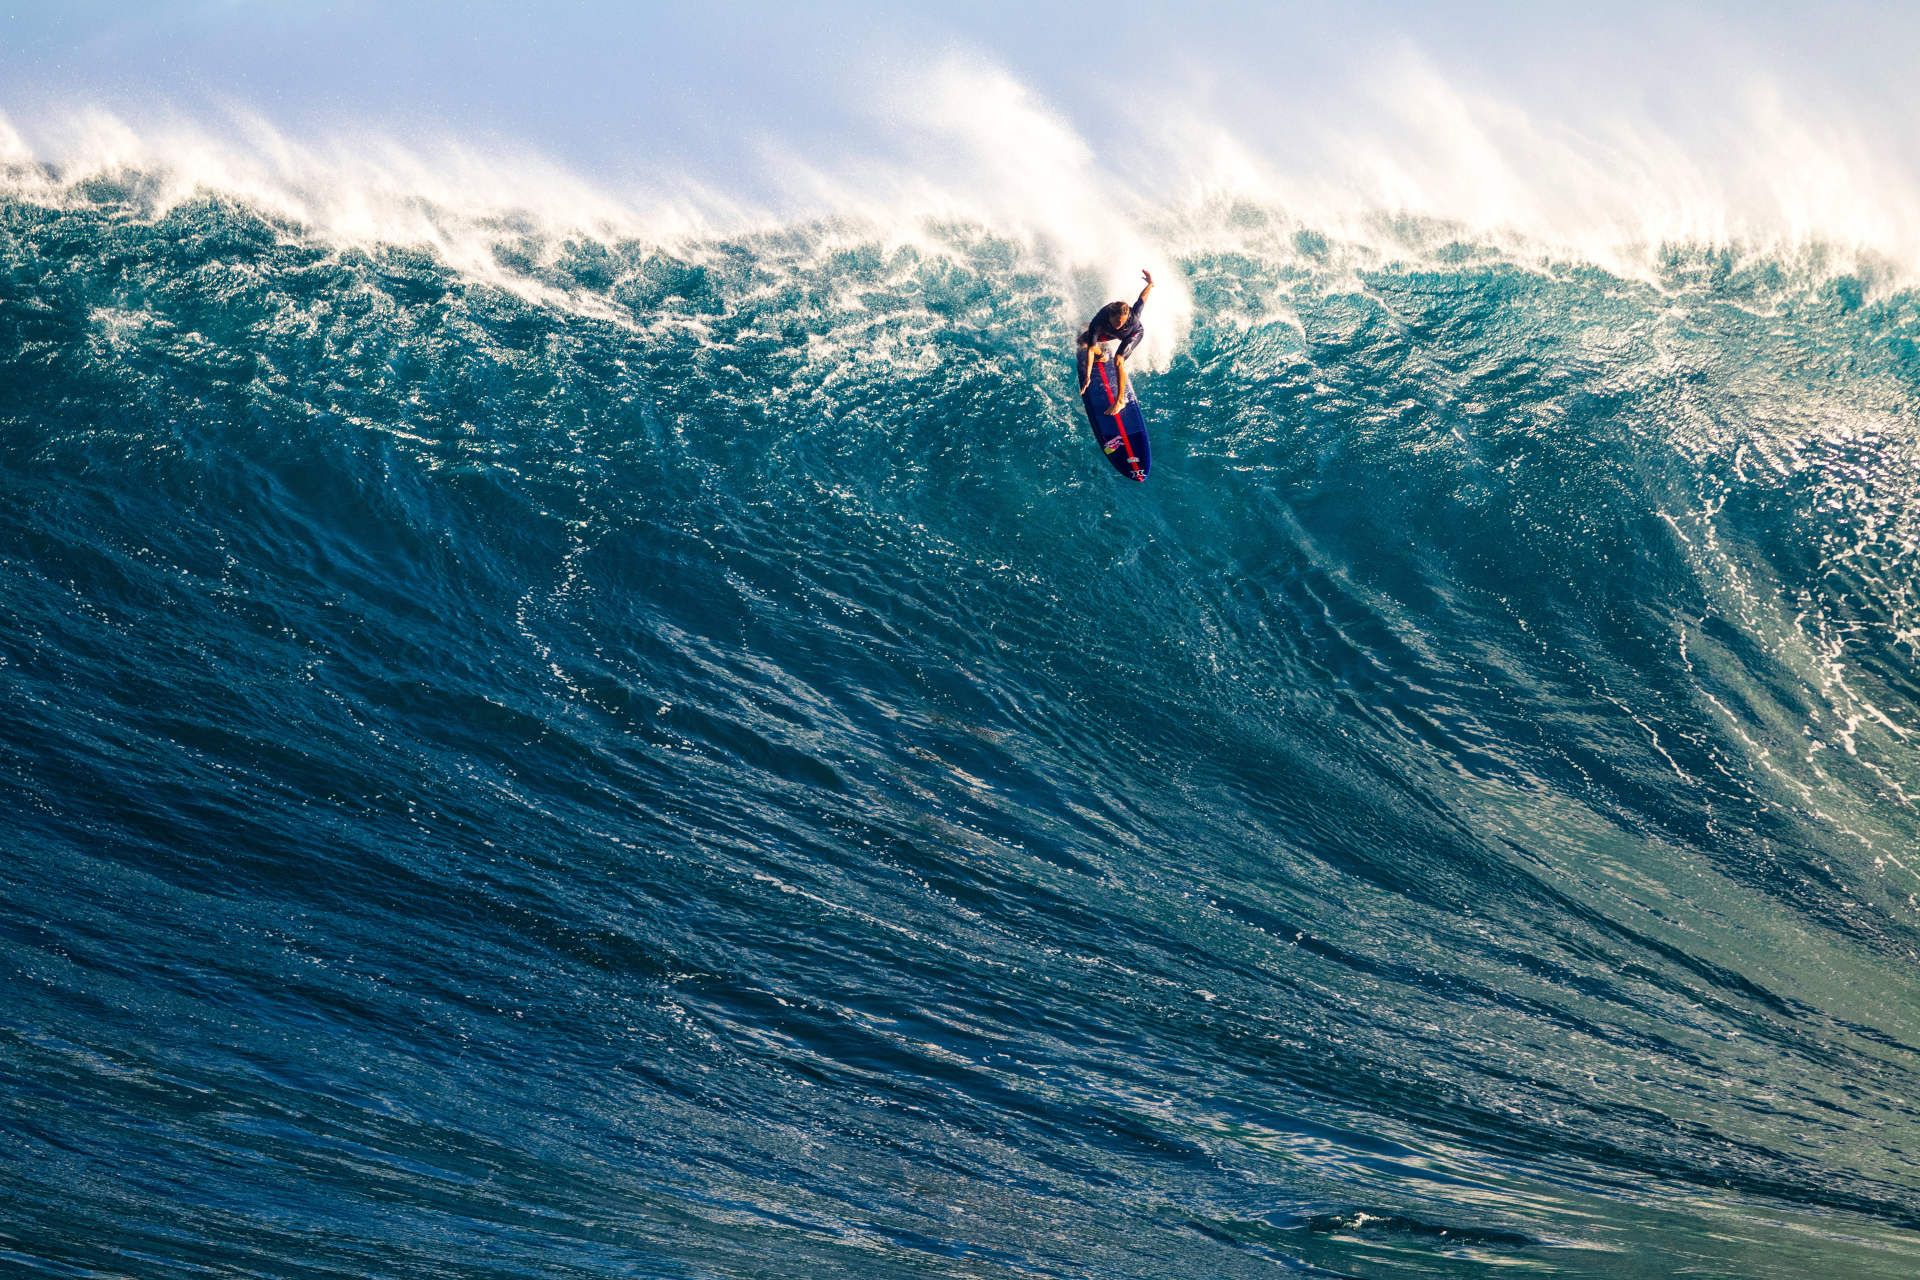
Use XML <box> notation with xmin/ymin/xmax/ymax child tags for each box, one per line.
<box><xmin>5</xmin><ymin>1</ymin><xmax>1918</xmax><ymax>189</ymax></box>
<box><xmin>8</xmin><ymin>3</ymin><xmax>1920</xmax><ymax>334</ymax></box>
<box><xmin>7</xmin><ymin>0</ymin><xmax>1920</xmax><ymax>275</ymax></box>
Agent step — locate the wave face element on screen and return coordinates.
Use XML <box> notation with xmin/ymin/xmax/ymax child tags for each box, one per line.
<box><xmin>5</xmin><ymin>178</ymin><xmax>1920</xmax><ymax>1280</ymax></box>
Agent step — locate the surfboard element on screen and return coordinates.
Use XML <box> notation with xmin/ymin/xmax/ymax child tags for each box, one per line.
<box><xmin>1081</xmin><ymin>359</ymin><xmax>1150</xmax><ymax>482</ymax></box>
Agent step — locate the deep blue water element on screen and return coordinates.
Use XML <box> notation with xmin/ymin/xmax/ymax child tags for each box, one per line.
<box><xmin>5</xmin><ymin>181</ymin><xmax>1920</xmax><ymax>1278</ymax></box>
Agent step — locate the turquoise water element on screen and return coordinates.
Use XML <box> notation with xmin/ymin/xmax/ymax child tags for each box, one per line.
<box><xmin>4</xmin><ymin>178</ymin><xmax>1920</xmax><ymax>1278</ymax></box>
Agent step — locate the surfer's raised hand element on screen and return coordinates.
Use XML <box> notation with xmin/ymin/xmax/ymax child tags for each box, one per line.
<box><xmin>1140</xmin><ymin>269</ymin><xmax>1154</xmax><ymax>290</ymax></box>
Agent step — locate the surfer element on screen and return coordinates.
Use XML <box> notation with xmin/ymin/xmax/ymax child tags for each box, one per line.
<box><xmin>1077</xmin><ymin>269</ymin><xmax>1154</xmax><ymax>407</ymax></box>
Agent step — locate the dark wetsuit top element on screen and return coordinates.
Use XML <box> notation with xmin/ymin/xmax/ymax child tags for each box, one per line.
<box><xmin>1078</xmin><ymin>294</ymin><xmax>1148</xmax><ymax>360</ymax></box>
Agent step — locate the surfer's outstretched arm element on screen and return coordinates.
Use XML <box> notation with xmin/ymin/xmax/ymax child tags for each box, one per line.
<box><xmin>1115</xmin><ymin>270</ymin><xmax>1153</xmax><ymax>366</ymax></box>
<box><xmin>1076</xmin><ymin>341</ymin><xmax>1092</xmax><ymax>393</ymax></box>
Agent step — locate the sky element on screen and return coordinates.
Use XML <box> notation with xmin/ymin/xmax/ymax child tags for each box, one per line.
<box><xmin>6</xmin><ymin>2</ymin><xmax>1920</xmax><ymax>260</ymax></box>
<box><xmin>5</xmin><ymin>2</ymin><xmax>1918</xmax><ymax>181</ymax></box>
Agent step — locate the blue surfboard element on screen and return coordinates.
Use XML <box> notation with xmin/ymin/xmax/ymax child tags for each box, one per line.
<box><xmin>1081</xmin><ymin>359</ymin><xmax>1150</xmax><ymax>482</ymax></box>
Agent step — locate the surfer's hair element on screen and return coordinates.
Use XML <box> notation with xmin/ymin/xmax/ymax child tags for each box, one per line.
<box><xmin>1101</xmin><ymin>301</ymin><xmax>1132</xmax><ymax>328</ymax></box>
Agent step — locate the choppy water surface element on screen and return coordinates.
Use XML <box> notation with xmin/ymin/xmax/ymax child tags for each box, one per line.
<box><xmin>4</xmin><ymin>180</ymin><xmax>1920</xmax><ymax>1278</ymax></box>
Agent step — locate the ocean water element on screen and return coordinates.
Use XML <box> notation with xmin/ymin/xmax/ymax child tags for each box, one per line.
<box><xmin>4</xmin><ymin>168</ymin><xmax>1920</xmax><ymax>1280</ymax></box>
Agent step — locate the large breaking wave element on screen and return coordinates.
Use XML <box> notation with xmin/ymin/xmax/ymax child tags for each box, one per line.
<box><xmin>4</xmin><ymin>103</ymin><xmax>1920</xmax><ymax>1277</ymax></box>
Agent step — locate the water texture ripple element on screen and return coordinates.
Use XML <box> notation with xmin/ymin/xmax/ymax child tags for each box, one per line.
<box><xmin>4</xmin><ymin>185</ymin><xmax>1920</xmax><ymax>1279</ymax></box>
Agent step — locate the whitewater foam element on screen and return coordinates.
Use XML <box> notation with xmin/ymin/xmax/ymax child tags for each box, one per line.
<box><xmin>9</xmin><ymin>47</ymin><xmax>1920</xmax><ymax>353</ymax></box>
